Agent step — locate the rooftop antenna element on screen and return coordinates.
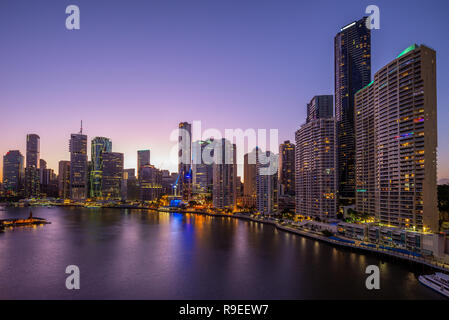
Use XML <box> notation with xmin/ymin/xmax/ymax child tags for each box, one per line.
<box><xmin>80</xmin><ymin>120</ymin><xmax>83</xmax><ymax>134</ymax></box>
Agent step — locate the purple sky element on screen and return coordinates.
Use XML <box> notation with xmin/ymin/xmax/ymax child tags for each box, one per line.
<box><xmin>1</xmin><ymin>0</ymin><xmax>448</xmax><ymax>181</ymax></box>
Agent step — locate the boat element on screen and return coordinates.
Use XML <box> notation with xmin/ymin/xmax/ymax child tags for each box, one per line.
<box><xmin>419</xmin><ymin>272</ymin><xmax>449</xmax><ymax>298</ymax></box>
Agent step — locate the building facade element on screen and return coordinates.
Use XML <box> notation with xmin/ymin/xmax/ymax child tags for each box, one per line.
<box><xmin>295</xmin><ymin>118</ymin><xmax>337</xmax><ymax>220</ymax></box>
<box><xmin>58</xmin><ymin>160</ymin><xmax>71</xmax><ymax>199</ymax></box>
<box><xmin>256</xmin><ymin>150</ymin><xmax>278</xmax><ymax>214</ymax></box>
<box><xmin>334</xmin><ymin>17</ymin><xmax>371</xmax><ymax>205</ymax></box>
<box><xmin>25</xmin><ymin>134</ymin><xmax>40</xmax><ymax>197</ymax></box>
<box><xmin>243</xmin><ymin>150</ymin><xmax>257</xmax><ymax>208</ymax></box>
<box><xmin>307</xmin><ymin>95</ymin><xmax>333</xmax><ymax>123</ymax></box>
<box><xmin>192</xmin><ymin>139</ymin><xmax>214</xmax><ymax>195</ymax></box>
<box><xmin>2</xmin><ymin>150</ymin><xmax>24</xmax><ymax>195</ymax></box>
<box><xmin>70</xmin><ymin>132</ymin><xmax>88</xmax><ymax>200</ymax></box>
<box><xmin>101</xmin><ymin>152</ymin><xmax>124</xmax><ymax>200</ymax></box>
<box><xmin>355</xmin><ymin>44</ymin><xmax>438</xmax><ymax>232</ymax></box>
<box><xmin>137</xmin><ymin>150</ymin><xmax>151</xmax><ymax>179</ymax></box>
<box><xmin>212</xmin><ymin>139</ymin><xmax>237</xmax><ymax>210</ymax></box>
<box><xmin>140</xmin><ymin>164</ymin><xmax>162</xmax><ymax>201</ymax></box>
<box><xmin>91</xmin><ymin>137</ymin><xmax>112</xmax><ymax>198</ymax></box>
<box><xmin>178</xmin><ymin>122</ymin><xmax>192</xmax><ymax>199</ymax></box>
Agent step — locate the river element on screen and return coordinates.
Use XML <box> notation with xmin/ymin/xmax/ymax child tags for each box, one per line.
<box><xmin>0</xmin><ymin>207</ymin><xmax>442</xmax><ymax>299</ymax></box>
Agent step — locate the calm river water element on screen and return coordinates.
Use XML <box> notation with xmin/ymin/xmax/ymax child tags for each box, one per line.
<box><xmin>0</xmin><ymin>207</ymin><xmax>442</xmax><ymax>299</ymax></box>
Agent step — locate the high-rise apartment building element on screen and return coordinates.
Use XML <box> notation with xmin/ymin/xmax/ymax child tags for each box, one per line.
<box><xmin>2</xmin><ymin>150</ymin><xmax>24</xmax><ymax>195</ymax></box>
<box><xmin>355</xmin><ymin>44</ymin><xmax>438</xmax><ymax>232</ymax></box>
<box><xmin>58</xmin><ymin>160</ymin><xmax>71</xmax><ymax>199</ymax></box>
<box><xmin>101</xmin><ymin>152</ymin><xmax>124</xmax><ymax>200</ymax></box>
<box><xmin>212</xmin><ymin>139</ymin><xmax>237</xmax><ymax>210</ymax></box>
<box><xmin>335</xmin><ymin>17</ymin><xmax>371</xmax><ymax>205</ymax></box>
<box><xmin>70</xmin><ymin>131</ymin><xmax>88</xmax><ymax>200</ymax></box>
<box><xmin>91</xmin><ymin>137</ymin><xmax>112</xmax><ymax>198</ymax></box>
<box><xmin>295</xmin><ymin>118</ymin><xmax>337</xmax><ymax>220</ymax></box>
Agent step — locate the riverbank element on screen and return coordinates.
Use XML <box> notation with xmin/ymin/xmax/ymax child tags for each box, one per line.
<box><xmin>159</xmin><ymin>209</ymin><xmax>449</xmax><ymax>273</ymax></box>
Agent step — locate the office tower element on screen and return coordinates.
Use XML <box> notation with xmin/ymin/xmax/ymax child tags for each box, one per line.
<box><xmin>140</xmin><ymin>164</ymin><xmax>162</xmax><ymax>201</ymax></box>
<box><xmin>307</xmin><ymin>95</ymin><xmax>333</xmax><ymax>123</ymax></box>
<box><xmin>213</xmin><ymin>139</ymin><xmax>237</xmax><ymax>210</ymax></box>
<box><xmin>58</xmin><ymin>161</ymin><xmax>71</xmax><ymax>199</ymax></box>
<box><xmin>91</xmin><ymin>137</ymin><xmax>112</xmax><ymax>198</ymax></box>
<box><xmin>256</xmin><ymin>150</ymin><xmax>278</xmax><ymax>214</ymax></box>
<box><xmin>137</xmin><ymin>150</ymin><xmax>151</xmax><ymax>179</ymax></box>
<box><xmin>355</xmin><ymin>44</ymin><xmax>438</xmax><ymax>232</ymax></box>
<box><xmin>192</xmin><ymin>139</ymin><xmax>214</xmax><ymax>194</ymax></box>
<box><xmin>70</xmin><ymin>128</ymin><xmax>88</xmax><ymax>200</ymax></box>
<box><xmin>26</xmin><ymin>134</ymin><xmax>40</xmax><ymax>168</ymax></box>
<box><xmin>335</xmin><ymin>17</ymin><xmax>371</xmax><ymax>206</ymax></box>
<box><xmin>2</xmin><ymin>150</ymin><xmax>24</xmax><ymax>195</ymax></box>
<box><xmin>178</xmin><ymin>122</ymin><xmax>192</xmax><ymax>199</ymax></box>
<box><xmin>295</xmin><ymin>118</ymin><xmax>337</xmax><ymax>220</ymax></box>
<box><xmin>25</xmin><ymin>134</ymin><xmax>40</xmax><ymax>197</ymax></box>
<box><xmin>278</xmin><ymin>141</ymin><xmax>295</xmax><ymax>196</ymax></box>
<box><xmin>101</xmin><ymin>152</ymin><xmax>124</xmax><ymax>200</ymax></box>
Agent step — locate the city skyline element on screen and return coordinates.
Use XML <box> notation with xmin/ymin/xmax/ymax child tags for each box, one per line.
<box><xmin>1</xmin><ymin>1</ymin><xmax>449</xmax><ymax>182</ymax></box>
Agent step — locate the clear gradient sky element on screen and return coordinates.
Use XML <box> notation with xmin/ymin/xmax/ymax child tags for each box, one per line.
<box><xmin>1</xmin><ymin>0</ymin><xmax>448</xmax><ymax>181</ymax></box>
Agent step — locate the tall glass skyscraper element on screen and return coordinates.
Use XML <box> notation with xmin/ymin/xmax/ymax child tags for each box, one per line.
<box><xmin>70</xmin><ymin>132</ymin><xmax>88</xmax><ymax>200</ymax></box>
<box><xmin>334</xmin><ymin>17</ymin><xmax>371</xmax><ymax>206</ymax></box>
<box><xmin>91</xmin><ymin>137</ymin><xmax>112</xmax><ymax>198</ymax></box>
<box><xmin>25</xmin><ymin>134</ymin><xmax>40</xmax><ymax>197</ymax></box>
<box><xmin>178</xmin><ymin>122</ymin><xmax>192</xmax><ymax>199</ymax></box>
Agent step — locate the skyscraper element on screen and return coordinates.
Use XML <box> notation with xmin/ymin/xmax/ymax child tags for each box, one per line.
<box><xmin>295</xmin><ymin>104</ymin><xmax>337</xmax><ymax>220</ymax></box>
<box><xmin>278</xmin><ymin>140</ymin><xmax>295</xmax><ymax>196</ymax></box>
<box><xmin>91</xmin><ymin>137</ymin><xmax>112</xmax><ymax>198</ymax></box>
<box><xmin>178</xmin><ymin>122</ymin><xmax>192</xmax><ymax>199</ymax></box>
<box><xmin>25</xmin><ymin>134</ymin><xmax>40</xmax><ymax>197</ymax></box>
<box><xmin>355</xmin><ymin>44</ymin><xmax>438</xmax><ymax>232</ymax></box>
<box><xmin>140</xmin><ymin>164</ymin><xmax>162</xmax><ymax>201</ymax></box>
<box><xmin>101</xmin><ymin>152</ymin><xmax>124</xmax><ymax>200</ymax></box>
<box><xmin>137</xmin><ymin>150</ymin><xmax>151</xmax><ymax>179</ymax></box>
<box><xmin>307</xmin><ymin>95</ymin><xmax>333</xmax><ymax>123</ymax></box>
<box><xmin>256</xmin><ymin>150</ymin><xmax>278</xmax><ymax>214</ymax></box>
<box><xmin>2</xmin><ymin>150</ymin><xmax>24</xmax><ymax>195</ymax></box>
<box><xmin>243</xmin><ymin>150</ymin><xmax>257</xmax><ymax>208</ymax></box>
<box><xmin>278</xmin><ymin>141</ymin><xmax>295</xmax><ymax>213</ymax></box>
<box><xmin>192</xmin><ymin>139</ymin><xmax>214</xmax><ymax>194</ymax></box>
<box><xmin>213</xmin><ymin>139</ymin><xmax>237</xmax><ymax>210</ymax></box>
<box><xmin>334</xmin><ymin>17</ymin><xmax>371</xmax><ymax>206</ymax></box>
<box><xmin>58</xmin><ymin>160</ymin><xmax>71</xmax><ymax>199</ymax></box>
<box><xmin>70</xmin><ymin>129</ymin><xmax>88</xmax><ymax>200</ymax></box>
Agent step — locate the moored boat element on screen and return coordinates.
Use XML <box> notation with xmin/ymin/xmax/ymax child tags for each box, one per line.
<box><xmin>419</xmin><ymin>272</ymin><xmax>449</xmax><ymax>298</ymax></box>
